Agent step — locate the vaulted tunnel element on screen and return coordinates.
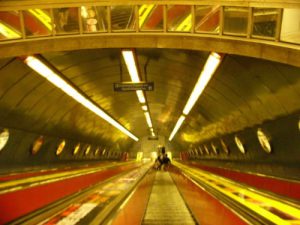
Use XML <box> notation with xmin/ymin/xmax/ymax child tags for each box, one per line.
<box><xmin>1</xmin><ymin>46</ymin><xmax>300</xmax><ymax>177</ymax></box>
<box><xmin>0</xmin><ymin>1</ymin><xmax>300</xmax><ymax>224</ymax></box>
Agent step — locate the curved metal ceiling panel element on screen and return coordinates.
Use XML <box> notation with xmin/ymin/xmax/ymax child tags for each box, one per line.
<box><xmin>183</xmin><ymin>54</ymin><xmax>300</xmax><ymax>145</ymax></box>
<box><xmin>0</xmin><ymin>48</ymin><xmax>300</xmax><ymax>151</ymax></box>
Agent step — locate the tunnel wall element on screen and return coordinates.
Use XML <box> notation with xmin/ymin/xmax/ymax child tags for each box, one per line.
<box><xmin>0</xmin><ymin>127</ymin><xmax>119</xmax><ymax>170</ymax></box>
<box><xmin>187</xmin><ymin>110</ymin><xmax>300</xmax><ymax>180</ymax></box>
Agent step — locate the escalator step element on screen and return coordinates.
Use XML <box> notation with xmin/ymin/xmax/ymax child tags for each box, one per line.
<box><xmin>142</xmin><ymin>172</ymin><xmax>196</xmax><ymax>225</ymax></box>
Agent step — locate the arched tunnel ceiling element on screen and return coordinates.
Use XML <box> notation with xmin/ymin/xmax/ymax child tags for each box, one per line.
<box><xmin>1</xmin><ymin>48</ymin><xmax>300</xmax><ymax>151</ymax></box>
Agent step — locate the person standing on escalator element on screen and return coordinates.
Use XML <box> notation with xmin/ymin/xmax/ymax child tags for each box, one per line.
<box><xmin>155</xmin><ymin>147</ymin><xmax>171</xmax><ymax>171</ymax></box>
<box><xmin>163</xmin><ymin>153</ymin><xmax>171</xmax><ymax>170</ymax></box>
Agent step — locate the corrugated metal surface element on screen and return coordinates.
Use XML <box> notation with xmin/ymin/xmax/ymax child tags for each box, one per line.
<box><xmin>142</xmin><ymin>172</ymin><xmax>196</xmax><ymax>225</ymax></box>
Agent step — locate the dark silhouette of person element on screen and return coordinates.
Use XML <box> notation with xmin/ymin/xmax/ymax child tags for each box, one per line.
<box><xmin>155</xmin><ymin>147</ymin><xmax>171</xmax><ymax>170</ymax></box>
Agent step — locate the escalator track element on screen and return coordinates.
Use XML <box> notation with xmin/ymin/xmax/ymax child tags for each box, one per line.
<box><xmin>142</xmin><ymin>171</ymin><xmax>196</xmax><ymax>225</ymax></box>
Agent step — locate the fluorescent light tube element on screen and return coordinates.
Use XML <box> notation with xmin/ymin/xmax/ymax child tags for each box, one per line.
<box><xmin>24</xmin><ymin>56</ymin><xmax>138</xmax><ymax>141</ymax></box>
<box><xmin>169</xmin><ymin>52</ymin><xmax>221</xmax><ymax>141</ymax></box>
<box><xmin>144</xmin><ymin>111</ymin><xmax>153</xmax><ymax>128</ymax></box>
<box><xmin>141</xmin><ymin>105</ymin><xmax>148</xmax><ymax>111</ymax></box>
<box><xmin>122</xmin><ymin>49</ymin><xmax>156</xmax><ymax>136</ymax></box>
<box><xmin>122</xmin><ymin>50</ymin><xmax>147</xmax><ymax>104</ymax></box>
<box><xmin>81</xmin><ymin>6</ymin><xmax>88</xmax><ymax>18</ymax></box>
<box><xmin>136</xmin><ymin>90</ymin><xmax>146</xmax><ymax>104</ymax></box>
<box><xmin>122</xmin><ymin>50</ymin><xmax>140</xmax><ymax>82</ymax></box>
<box><xmin>183</xmin><ymin>52</ymin><xmax>221</xmax><ymax>115</ymax></box>
<box><xmin>169</xmin><ymin>115</ymin><xmax>185</xmax><ymax>141</ymax></box>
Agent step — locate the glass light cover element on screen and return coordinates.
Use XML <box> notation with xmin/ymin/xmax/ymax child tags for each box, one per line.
<box><xmin>234</xmin><ymin>135</ymin><xmax>246</xmax><ymax>154</ymax></box>
<box><xmin>56</xmin><ymin>140</ymin><xmax>66</xmax><ymax>155</ymax></box>
<box><xmin>257</xmin><ymin>128</ymin><xmax>272</xmax><ymax>153</ymax></box>
<box><xmin>32</xmin><ymin>136</ymin><xmax>44</xmax><ymax>155</ymax></box>
<box><xmin>0</xmin><ymin>129</ymin><xmax>9</xmax><ymax>151</ymax></box>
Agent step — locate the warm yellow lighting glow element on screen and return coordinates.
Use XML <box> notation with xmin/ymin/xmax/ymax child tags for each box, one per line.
<box><xmin>175</xmin><ymin>161</ymin><xmax>300</xmax><ymax>225</ymax></box>
<box><xmin>122</xmin><ymin>50</ymin><xmax>140</xmax><ymax>82</ymax></box>
<box><xmin>183</xmin><ymin>52</ymin><xmax>221</xmax><ymax>115</ymax></box>
<box><xmin>0</xmin><ymin>23</ymin><xmax>21</xmax><ymax>38</ymax></box>
<box><xmin>122</xmin><ymin>50</ymin><xmax>147</xmax><ymax>104</ymax></box>
<box><xmin>136</xmin><ymin>152</ymin><xmax>143</xmax><ymax>161</ymax></box>
<box><xmin>151</xmin><ymin>151</ymin><xmax>157</xmax><ymax>160</ymax></box>
<box><xmin>136</xmin><ymin>90</ymin><xmax>146</xmax><ymax>104</ymax></box>
<box><xmin>169</xmin><ymin>115</ymin><xmax>185</xmax><ymax>141</ymax></box>
<box><xmin>166</xmin><ymin>151</ymin><xmax>172</xmax><ymax>160</ymax></box>
<box><xmin>169</xmin><ymin>52</ymin><xmax>221</xmax><ymax>141</ymax></box>
<box><xmin>28</xmin><ymin>9</ymin><xmax>52</xmax><ymax>31</ymax></box>
<box><xmin>24</xmin><ymin>56</ymin><xmax>138</xmax><ymax>141</ymax></box>
<box><xmin>81</xmin><ymin>6</ymin><xmax>88</xmax><ymax>18</ymax></box>
<box><xmin>141</xmin><ymin>105</ymin><xmax>148</xmax><ymax>111</ymax></box>
<box><xmin>144</xmin><ymin>111</ymin><xmax>153</xmax><ymax>128</ymax></box>
<box><xmin>122</xmin><ymin>49</ymin><xmax>154</xmax><ymax>136</ymax></box>
<box><xmin>139</xmin><ymin>5</ymin><xmax>155</xmax><ymax>28</ymax></box>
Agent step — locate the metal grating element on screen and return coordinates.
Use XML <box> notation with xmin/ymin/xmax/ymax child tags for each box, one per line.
<box><xmin>142</xmin><ymin>172</ymin><xmax>196</xmax><ymax>225</ymax></box>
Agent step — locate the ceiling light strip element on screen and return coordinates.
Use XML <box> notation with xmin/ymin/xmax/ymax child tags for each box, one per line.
<box><xmin>122</xmin><ymin>50</ymin><xmax>140</xmax><ymax>82</ymax></box>
<box><xmin>144</xmin><ymin>111</ymin><xmax>153</xmax><ymax>128</ymax></box>
<box><xmin>183</xmin><ymin>52</ymin><xmax>222</xmax><ymax>115</ymax></box>
<box><xmin>169</xmin><ymin>52</ymin><xmax>222</xmax><ymax>141</ymax></box>
<box><xmin>122</xmin><ymin>51</ymin><xmax>147</xmax><ymax>104</ymax></box>
<box><xmin>136</xmin><ymin>90</ymin><xmax>146</xmax><ymax>104</ymax></box>
<box><xmin>169</xmin><ymin>115</ymin><xmax>185</xmax><ymax>141</ymax></box>
<box><xmin>24</xmin><ymin>55</ymin><xmax>139</xmax><ymax>141</ymax></box>
<box><xmin>142</xmin><ymin>105</ymin><xmax>148</xmax><ymax>111</ymax></box>
<box><xmin>122</xmin><ymin>49</ymin><xmax>155</xmax><ymax>136</ymax></box>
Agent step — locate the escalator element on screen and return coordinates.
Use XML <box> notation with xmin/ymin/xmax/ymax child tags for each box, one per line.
<box><xmin>7</xmin><ymin>162</ymin><xmax>299</xmax><ymax>225</ymax></box>
<box><xmin>142</xmin><ymin>172</ymin><xmax>196</xmax><ymax>225</ymax></box>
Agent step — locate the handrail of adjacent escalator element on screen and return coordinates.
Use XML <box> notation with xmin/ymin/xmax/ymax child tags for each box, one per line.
<box><xmin>10</xmin><ymin>163</ymin><xmax>152</xmax><ymax>225</ymax></box>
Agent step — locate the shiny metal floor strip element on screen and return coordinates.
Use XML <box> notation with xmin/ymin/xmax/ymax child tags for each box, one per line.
<box><xmin>142</xmin><ymin>172</ymin><xmax>196</xmax><ymax>225</ymax></box>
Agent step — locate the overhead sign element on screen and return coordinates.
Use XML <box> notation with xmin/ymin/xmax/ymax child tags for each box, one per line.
<box><xmin>114</xmin><ymin>82</ymin><xmax>154</xmax><ymax>92</ymax></box>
